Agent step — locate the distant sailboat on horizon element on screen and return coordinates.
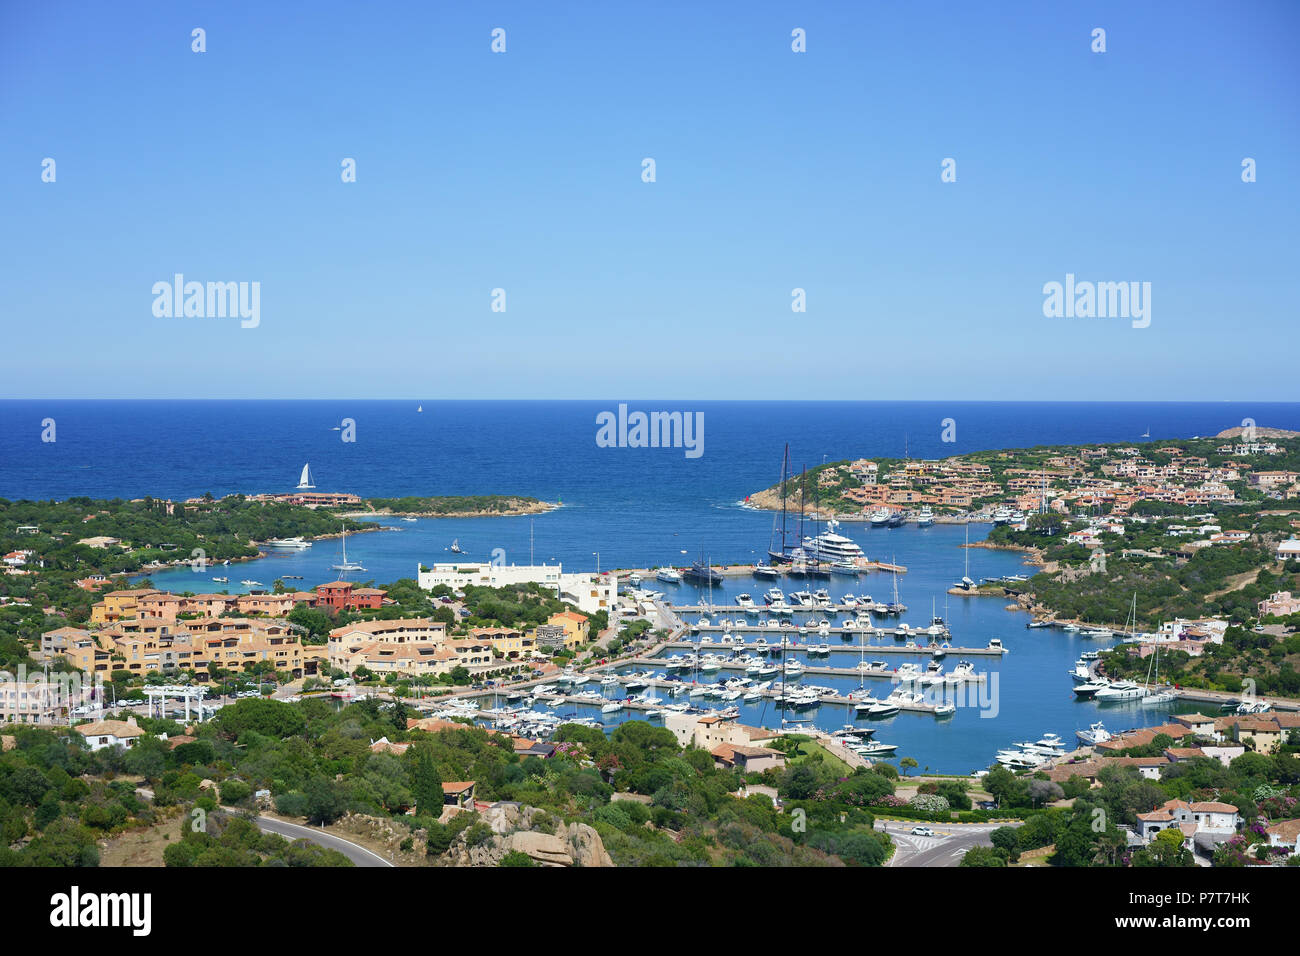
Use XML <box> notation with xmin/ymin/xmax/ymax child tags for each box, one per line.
<box><xmin>1141</xmin><ymin>426</ymin><xmax>1150</xmax><ymax>438</ymax></box>
<box><xmin>296</xmin><ymin>463</ymin><xmax>315</xmax><ymax>490</ymax></box>
<box><xmin>417</xmin><ymin>404</ymin><xmax>423</xmax><ymax>412</ymax></box>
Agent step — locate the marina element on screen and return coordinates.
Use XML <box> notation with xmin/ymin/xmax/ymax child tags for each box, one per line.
<box><xmin>137</xmin><ymin>515</ymin><xmax>1216</xmax><ymax>773</ymax></box>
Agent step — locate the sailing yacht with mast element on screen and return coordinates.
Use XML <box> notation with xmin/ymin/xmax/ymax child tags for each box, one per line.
<box><xmin>953</xmin><ymin>524</ymin><xmax>975</xmax><ymax>590</ymax></box>
<box><xmin>883</xmin><ymin>562</ymin><xmax>906</xmax><ymax>615</ymax></box>
<box><xmin>330</xmin><ymin>522</ymin><xmax>366</xmax><ymax>572</ymax></box>
<box><xmin>296</xmin><ymin>463</ymin><xmax>315</xmax><ymax>490</ymax></box>
<box><xmin>787</xmin><ymin>467</ymin><xmax>830</xmax><ymax>579</ymax></box>
<box><xmin>1142</xmin><ymin>628</ymin><xmax>1176</xmax><ymax>705</ymax></box>
<box><xmin>767</xmin><ymin>444</ymin><xmax>794</xmax><ymax>565</ymax></box>
<box><xmin>1095</xmin><ymin>594</ymin><xmax>1149</xmax><ymax>702</ymax></box>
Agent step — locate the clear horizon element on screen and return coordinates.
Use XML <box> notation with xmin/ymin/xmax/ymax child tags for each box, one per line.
<box><xmin>2</xmin><ymin>1</ymin><xmax>1297</xmax><ymax>401</ymax></box>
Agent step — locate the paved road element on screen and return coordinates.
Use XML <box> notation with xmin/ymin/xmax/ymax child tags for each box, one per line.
<box><xmin>876</xmin><ymin>820</ymin><xmax>1018</xmax><ymax>868</ymax></box>
<box><xmin>134</xmin><ymin>787</ymin><xmax>393</xmax><ymax>867</ymax></box>
<box><xmin>248</xmin><ymin>814</ymin><xmax>394</xmax><ymax>867</ymax></box>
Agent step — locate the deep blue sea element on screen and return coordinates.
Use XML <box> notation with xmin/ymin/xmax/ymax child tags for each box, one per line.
<box><xmin>4</xmin><ymin>400</ymin><xmax>1297</xmax><ymax>772</ymax></box>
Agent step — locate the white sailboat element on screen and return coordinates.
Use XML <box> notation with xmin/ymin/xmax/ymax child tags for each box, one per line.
<box><xmin>330</xmin><ymin>523</ymin><xmax>365</xmax><ymax>572</ymax></box>
<box><xmin>954</xmin><ymin>524</ymin><xmax>975</xmax><ymax>590</ymax></box>
<box><xmin>1096</xmin><ymin>593</ymin><xmax>1149</xmax><ymax>702</ymax></box>
<box><xmin>1142</xmin><ymin>636</ymin><xmax>1176</xmax><ymax>706</ymax></box>
<box><xmin>296</xmin><ymin>463</ymin><xmax>315</xmax><ymax>490</ymax></box>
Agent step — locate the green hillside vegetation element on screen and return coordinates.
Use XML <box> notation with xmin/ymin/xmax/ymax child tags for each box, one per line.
<box><xmin>365</xmin><ymin>495</ymin><xmax>549</xmax><ymax>515</ymax></box>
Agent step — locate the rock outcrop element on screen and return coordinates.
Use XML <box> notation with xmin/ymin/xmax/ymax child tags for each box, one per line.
<box><xmin>445</xmin><ymin>804</ymin><xmax>613</xmax><ymax>867</ymax></box>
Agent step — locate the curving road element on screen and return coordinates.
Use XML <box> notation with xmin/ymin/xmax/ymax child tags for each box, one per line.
<box><xmin>876</xmin><ymin>820</ymin><xmax>1019</xmax><ymax>868</ymax></box>
<box><xmin>247</xmin><ymin>814</ymin><xmax>394</xmax><ymax>867</ymax></box>
<box><xmin>135</xmin><ymin>787</ymin><xmax>394</xmax><ymax>868</ymax></box>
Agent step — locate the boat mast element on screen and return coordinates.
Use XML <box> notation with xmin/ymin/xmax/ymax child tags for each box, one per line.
<box><xmin>798</xmin><ymin>465</ymin><xmax>808</xmax><ymax>566</ymax></box>
<box><xmin>964</xmin><ymin>524</ymin><xmax>970</xmax><ymax>580</ymax></box>
<box><xmin>810</xmin><ymin>465</ymin><xmax>826</xmax><ymax>576</ymax></box>
<box><xmin>779</xmin><ymin>444</ymin><xmax>789</xmax><ymax>557</ymax></box>
<box><xmin>859</xmin><ymin>621</ymin><xmax>865</xmax><ymax>690</ymax></box>
<box><xmin>707</xmin><ymin>553</ymin><xmax>713</xmax><ymax>613</ymax></box>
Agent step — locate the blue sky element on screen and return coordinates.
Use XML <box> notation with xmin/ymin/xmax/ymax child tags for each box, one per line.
<box><xmin>1</xmin><ymin>1</ymin><xmax>1297</xmax><ymax>400</ymax></box>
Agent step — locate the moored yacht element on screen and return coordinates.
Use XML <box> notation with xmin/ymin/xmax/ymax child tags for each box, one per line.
<box><xmin>863</xmin><ymin>698</ymin><xmax>901</xmax><ymax>718</ymax></box>
<box><xmin>655</xmin><ymin>567</ymin><xmax>682</xmax><ymax>584</ymax></box>
<box><xmin>851</xmin><ymin>740</ymin><xmax>899</xmax><ymax>757</ymax></box>
<box><xmin>945</xmin><ymin>660</ymin><xmax>976</xmax><ymax>684</ymax></box>
<box><xmin>682</xmin><ymin>559</ymin><xmax>723</xmax><ymax>586</ymax></box>
<box><xmin>916</xmin><ymin>507</ymin><xmax>934</xmax><ymax>527</ymax></box>
<box><xmin>1076</xmin><ymin>721</ymin><xmax>1112</xmax><ymax>745</ymax></box>
<box><xmin>1094</xmin><ymin>680</ymin><xmax>1147</xmax><ymax>701</ymax></box>
<box><xmin>266</xmin><ymin>536</ymin><xmax>311</xmax><ymax>549</ymax></box>
<box><xmin>1073</xmin><ymin>678</ymin><xmax>1109</xmax><ymax>700</ymax></box>
<box><xmin>801</xmin><ymin>519</ymin><xmax>866</xmax><ymax>562</ymax></box>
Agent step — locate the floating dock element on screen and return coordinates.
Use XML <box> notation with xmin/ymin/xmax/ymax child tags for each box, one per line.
<box><xmin>658</xmin><ymin>638</ymin><xmax>1006</xmax><ymax>656</ymax></box>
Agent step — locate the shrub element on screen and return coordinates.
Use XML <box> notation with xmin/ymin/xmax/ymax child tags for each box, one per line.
<box><xmin>219</xmin><ymin>780</ymin><xmax>252</xmax><ymax>805</ymax></box>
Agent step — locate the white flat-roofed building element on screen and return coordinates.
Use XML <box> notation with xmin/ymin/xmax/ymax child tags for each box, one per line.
<box><xmin>416</xmin><ymin>562</ymin><xmax>614</xmax><ymax>615</ymax></box>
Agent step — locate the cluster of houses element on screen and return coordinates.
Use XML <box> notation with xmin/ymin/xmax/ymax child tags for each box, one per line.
<box><xmin>3</xmin><ymin>574</ymin><xmax>597</xmax><ymax>725</ymax></box>
<box><xmin>1045</xmin><ymin>711</ymin><xmax>1300</xmax><ymax>860</ymax></box>
<box><xmin>826</xmin><ymin>442</ymin><xmax>1299</xmax><ymax>519</ymax></box>
<box><xmin>841</xmin><ymin>458</ymin><xmax>1003</xmax><ymax>511</ymax></box>
<box><xmin>35</xmin><ymin>615</ymin><xmax>310</xmax><ymax>694</ymax></box>
<box><xmin>663</xmin><ymin>712</ymin><xmax>789</xmax><ymax>773</ymax></box>
<box><xmin>1259</xmin><ymin>591</ymin><xmax>1300</xmax><ymax>619</ymax></box>
<box><xmin>87</xmin><ymin>581</ymin><xmax>386</xmax><ymax>625</ymax></box>
<box><xmin>324</xmin><ymin>610</ymin><xmax>589</xmax><ymax>678</ymax></box>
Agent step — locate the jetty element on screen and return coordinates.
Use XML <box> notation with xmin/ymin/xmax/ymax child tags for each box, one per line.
<box><xmin>620</xmin><ymin>655</ymin><xmax>990</xmax><ymax>684</ymax></box>
<box><xmin>617</xmin><ymin>560</ymin><xmax>906</xmax><ymax>579</ymax></box>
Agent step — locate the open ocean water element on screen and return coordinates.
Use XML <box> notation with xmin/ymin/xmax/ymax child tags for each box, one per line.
<box><xmin>3</xmin><ymin>400</ymin><xmax>1298</xmax><ymax>772</ymax></box>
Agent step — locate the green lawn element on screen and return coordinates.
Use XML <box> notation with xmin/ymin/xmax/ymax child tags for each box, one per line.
<box><xmin>778</xmin><ymin>735</ymin><xmax>853</xmax><ymax>776</ymax></box>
